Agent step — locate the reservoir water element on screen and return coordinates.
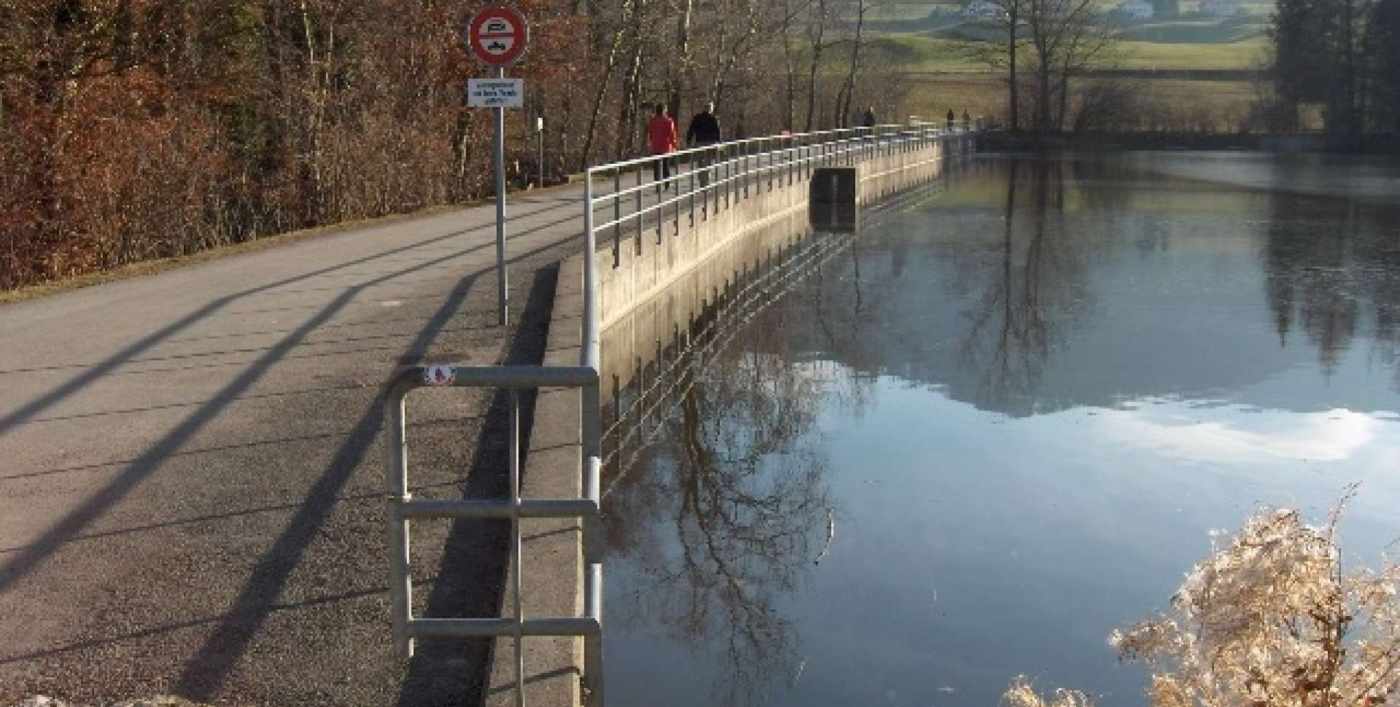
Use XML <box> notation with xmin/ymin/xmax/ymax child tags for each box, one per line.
<box><xmin>598</xmin><ymin>153</ymin><xmax>1400</xmax><ymax>706</ymax></box>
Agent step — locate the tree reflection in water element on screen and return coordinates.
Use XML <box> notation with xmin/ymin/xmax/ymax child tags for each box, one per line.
<box><xmin>1262</xmin><ymin>189</ymin><xmax>1400</xmax><ymax>383</ymax></box>
<box><xmin>597</xmin><ymin>155</ymin><xmax>1400</xmax><ymax>704</ymax></box>
<box><xmin>602</xmin><ymin>233</ymin><xmax>851</xmax><ymax>705</ymax></box>
<box><xmin>956</xmin><ymin>160</ymin><xmax>1092</xmax><ymax>412</ymax></box>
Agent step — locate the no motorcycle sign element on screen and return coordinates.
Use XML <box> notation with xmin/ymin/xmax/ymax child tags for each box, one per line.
<box><xmin>465</xmin><ymin>6</ymin><xmax>529</xmax><ymax>67</ymax></box>
<box><xmin>463</xmin><ymin>5</ymin><xmax>530</xmax><ymax>325</ymax></box>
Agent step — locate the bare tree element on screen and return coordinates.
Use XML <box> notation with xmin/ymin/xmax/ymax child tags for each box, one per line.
<box><xmin>804</xmin><ymin>0</ymin><xmax>829</xmax><ymax>132</ymax></box>
<box><xmin>1023</xmin><ymin>0</ymin><xmax>1114</xmax><ymax>133</ymax></box>
<box><xmin>980</xmin><ymin>0</ymin><xmax>1029</xmax><ymax>130</ymax></box>
<box><xmin>832</xmin><ymin>0</ymin><xmax>869</xmax><ymax>128</ymax></box>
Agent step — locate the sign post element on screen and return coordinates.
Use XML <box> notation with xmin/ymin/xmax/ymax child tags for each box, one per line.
<box><xmin>536</xmin><ymin>116</ymin><xmax>545</xmax><ymax>189</ymax></box>
<box><xmin>466</xmin><ymin>6</ymin><xmax>529</xmax><ymax>326</ymax></box>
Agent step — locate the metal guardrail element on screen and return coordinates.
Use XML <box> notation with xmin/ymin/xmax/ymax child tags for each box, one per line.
<box><xmin>384</xmin><ymin>361</ymin><xmax>603</xmax><ymax>707</ymax></box>
<box><xmin>584</xmin><ymin>122</ymin><xmax>972</xmax><ymax>268</ymax></box>
<box><xmin>386</xmin><ymin>120</ymin><xmax>973</xmax><ymax>707</ymax></box>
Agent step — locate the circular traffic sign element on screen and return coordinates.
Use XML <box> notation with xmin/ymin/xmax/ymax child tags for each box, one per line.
<box><xmin>466</xmin><ymin>6</ymin><xmax>529</xmax><ymax>67</ymax></box>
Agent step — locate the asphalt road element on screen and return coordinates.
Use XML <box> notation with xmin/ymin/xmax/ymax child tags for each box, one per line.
<box><xmin>0</xmin><ymin>182</ymin><xmax>618</xmax><ymax>706</ymax></box>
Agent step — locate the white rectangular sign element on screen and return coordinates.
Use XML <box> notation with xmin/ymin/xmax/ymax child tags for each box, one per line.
<box><xmin>468</xmin><ymin>79</ymin><xmax>524</xmax><ymax>108</ymax></box>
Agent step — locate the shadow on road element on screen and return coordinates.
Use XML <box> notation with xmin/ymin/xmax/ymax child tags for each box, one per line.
<box><xmin>165</xmin><ymin>262</ymin><xmax>553</xmax><ymax>700</ymax></box>
<box><xmin>394</xmin><ymin>265</ymin><xmax>557</xmax><ymax>707</ymax></box>
<box><xmin>0</xmin><ymin>208</ymin><xmax>582</xmax><ymax>597</ymax></box>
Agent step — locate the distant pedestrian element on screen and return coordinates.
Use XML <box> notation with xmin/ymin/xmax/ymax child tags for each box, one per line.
<box><xmin>946</xmin><ymin>109</ymin><xmax>955</xmax><ymax>130</ymax></box>
<box><xmin>962</xmin><ymin>109</ymin><xmax>971</xmax><ymax>128</ymax></box>
<box><xmin>862</xmin><ymin>106</ymin><xmax>877</xmax><ymax>135</ymax></box>
<box><xmin>647</xmin><ymin>103</ymin><xmax>678</xmax><ymax>190</ymax></box>
<box><xmin>686</xmin><ymin>101</ymin><xmax>722</xmax><ymax>187</ymax></box>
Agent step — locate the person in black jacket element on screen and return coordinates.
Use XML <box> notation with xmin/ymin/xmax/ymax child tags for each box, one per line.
<box><xmin>686</xmin><ymin>102</ymin><xmax>722</xmax><ymax>187</ymax></box>
<box><xmin>686</xmin><ymin>101</ymin><xmax>721</xmax><ymax>146</ymax></box>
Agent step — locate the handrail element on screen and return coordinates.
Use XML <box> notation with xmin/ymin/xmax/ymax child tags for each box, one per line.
<box><xmin>584</xmin><ymin>123</ymin><xmax>958</xmax><ymax>249</ymax></box>
<box><xmin>591</xmin><ymin>128</ymin><xmax>940</xmax><ymax>232</ymax></box>
<box><xmin>593</xmin><ymin>122</ymin><xmax>913</xmax><ymax>171</ymax></box>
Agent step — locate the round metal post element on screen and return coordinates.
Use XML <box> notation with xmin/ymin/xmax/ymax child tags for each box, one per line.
<box><xmin>612</xmin><ymin>169</ymin><xmax>621</xmax><ymax>267</ymax></box>
<box><xmin>509</xmin><ymin>390</ymin><xmax>524</xmax><ymax>707</ymax></box>
<box><xmin>493</xmin><ymin>66</ymin><xmax>509</xmax><ymax>327</ymax></box>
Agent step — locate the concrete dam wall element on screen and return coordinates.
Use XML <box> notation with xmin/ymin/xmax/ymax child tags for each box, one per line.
<box><xmin>487</xmin><ymin>131</ymin><xmax>976</xmax><ymax>707</ymax></box>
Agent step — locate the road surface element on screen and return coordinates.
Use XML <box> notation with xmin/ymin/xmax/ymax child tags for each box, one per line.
<box><xmin>0</xmin><ymin>181</ymin><xmax>626</xmax><ymax>705</ymax></box>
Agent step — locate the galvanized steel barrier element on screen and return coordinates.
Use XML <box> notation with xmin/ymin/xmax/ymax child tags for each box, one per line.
<box><xmin>387</xmin><ymin>119</ymin><xmax>972</xmax><ymax>707</ymax></box>
<box><xmin>585</xmin><ymin>122</ymin><xmax>968</xmax><ymax>270</ymax></box>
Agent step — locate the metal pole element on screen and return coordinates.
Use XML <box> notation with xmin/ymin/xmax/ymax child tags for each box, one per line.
<box><xmin>510</xmin><ymin>390</ymin><xmax>525</xmax><ymax>707</ymax></box>
<box><xmin>537</xmin><ymin>116</ymin><xmax>545</xmax><ymax>189</ymax></box>
<box><xmin>495</xmin><ymin>66</ymin><xmax>509</xmax><ymax>326</ymax></box>
<box><xmin>386</xmin><ymin>387</ymin><xmax>413</xmax><ymax>659</ymax></box>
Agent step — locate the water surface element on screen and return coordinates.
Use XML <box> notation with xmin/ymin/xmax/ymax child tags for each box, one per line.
<box><xmin>599</xmin><ymin>153</ymin><xmax>1400</xmax><ymax>706</ymax></box>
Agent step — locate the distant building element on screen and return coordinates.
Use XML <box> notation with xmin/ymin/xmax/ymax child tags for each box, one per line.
<box><xmin>1199</xmin><ymin>0</ymin><xmax>1242</xmax><ymax>15</ymax></box>
<box><xmin>1117</xmin><ymin>0</ymin><xmax>1155</xmax><ymax>18</ymax></box>
<box><xmin>962</xmin><ymin>0</ymin><xmax>1005</xmax><ymax>19</ymax></box>
<box><xmin>1153</xmin><ymin>0</ymin><xmax>1181</xmax><ymax>17</ymax></box>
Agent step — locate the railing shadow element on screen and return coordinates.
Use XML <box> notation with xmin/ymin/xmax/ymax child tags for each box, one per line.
<box><xmin>0</xmin><ymin>200</ymin><xmax>573</xmax><ymax>439</ymax></box>
<box><xmin>167</xmin><ymin>253</ymin><xmax>569</xmax><ymax>700</ymax></box>
<box><xmin>393</xmin><ymin>266</ymin><xmax>557</xmax><ymax>707</ymax></box>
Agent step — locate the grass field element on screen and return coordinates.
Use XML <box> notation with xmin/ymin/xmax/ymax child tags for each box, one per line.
<box><xmin>1114</xmin><ymin>17</ymin><xmax>1266</xmax><ymax>43</ymax></box>
<box><xmin>850</xmin><ymin>2</ymin><xmax>1273</xmax><ymax>128</ymax></box>
<box><xmin>902</xmin><ymin>74</ymin><xmax>1257</xmax><ymax>125</ymax></box>
<box><xmin>870</xmin><ymin>32</ymin><xmax>1269</xmax><ymax>71</ymax></box>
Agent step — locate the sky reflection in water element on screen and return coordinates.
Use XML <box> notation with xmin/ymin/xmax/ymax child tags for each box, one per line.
<box><xmin>599</xmin><ymin>153</ymin><xmax>1400</xmax><ymax>707</ymax></box>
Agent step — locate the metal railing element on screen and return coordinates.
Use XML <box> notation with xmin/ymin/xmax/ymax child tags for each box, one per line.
<box><xmin>385</xmin><ymin>119</ymin><xmax>972</xmax><ymax>707</ymax></box>
<box><xmin>584</xmin><ymin>122</ymin><xmax>970</xmax><ymax>268</ymax></box>
<box><xmin>384</xmin><ymin>359</ymin><xmax>603</xmax><ymax>707</ymax></box>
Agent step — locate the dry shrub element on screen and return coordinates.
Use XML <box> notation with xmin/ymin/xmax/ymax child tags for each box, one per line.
<box><xmin>1002</xmin><ymin>677</ymin><xmax>1096</xmax><ymax>707</ymax></box>
<box><xmin>60</xmin><ymin>72</ymin><xmax>229</xmax><ymax>269</ymax></box>
<box><xmin>1004</xmin><ymin>497</ymin><xmax>1400</xmax><ymax>707</ymax></box>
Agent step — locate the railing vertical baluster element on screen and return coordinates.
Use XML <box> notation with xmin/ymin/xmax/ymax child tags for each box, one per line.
<box><xmin>612</xmin><ymin>170</ymin><xmax>620</xmax><ymax>267</ymax></box>
<box><xmin>730</xmin><ymin>147</ymin><xmax>736</xmax><ymax>206</ymax></box>
<box><xmin>585</xmin><ymin>564</ymin><xmax>604</xmax><ymax>706</ymax></box>
<box><xmin>387</xmin><ymin>387</ymin><xmax>412</xmax><ymax>659</ymax></box>
<box><xmin>767</xmin><ymin>139</ymin><xmax>774</xmax><ymax>191</ymax></box>
<box><xmin>703</xmin><ymin>145</ymin><xmax>710</xmax><ymax>221</ymax></box>
<box><xmin>510</xmin><ymin>389</ymin><xmax>525</xmax><ymax>707</ymax></box>
<box><xmin>634</xmin><ymin>166</ymin><xmax>642</xmax><ymax>255</ymax></box>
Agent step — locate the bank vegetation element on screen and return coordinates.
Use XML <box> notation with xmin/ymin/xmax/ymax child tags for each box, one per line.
<box><xmin>0</xmin><ymin>0</ymin><xmax>902</xmax><ymax>290</ymax></box>
<box><xmin>1003</xmin><ymin>496</ymin><xmax>1400</xmax><ymax>707</ymax></box>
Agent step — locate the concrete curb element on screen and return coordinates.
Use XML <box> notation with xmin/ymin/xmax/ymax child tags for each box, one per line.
<box><xmin>484</xmin><ymin>253</ymin><xmax>588</xmax><ymax>707</ymax></box>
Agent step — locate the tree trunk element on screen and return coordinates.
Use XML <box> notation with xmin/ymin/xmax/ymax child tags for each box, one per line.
<box><xmin>781</xmin><ymin>0</ymin><xmax>798</xmax><ymax>130</ymax></box>
<box><xmin>804</xmin><ymin>0</ymin><xmax>828</xmax><ymax>132</ymax></box>
<box><xmin>1008</xmin><ymin>3</ymin><xmax>1020</xmax><ymax>131</ymax></box>
<box><xmin>616</xmin><ymin>4</ymin><xmax>647</xmax><ymax>161</ymax></box>
<box><xmin>580</xmin><ymin>0</ymin><xmax>633</xmax><ymax>170</ymax></box>
<box><xmin>1056</xmin><ymin>70</ymin><xmax>1070</xmax><ymax>130</ymax></box>
<box><xmin>671</xmin><ymin>0</ymin><xmax>695</xmax><ymax>119</ymax></box>
<box><xmin>835</xmin><ymin>0</ymin><xmax>867</xmax><ymax>128</ymax></box>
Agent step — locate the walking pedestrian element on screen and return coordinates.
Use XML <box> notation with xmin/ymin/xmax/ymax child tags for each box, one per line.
<box><xmin>946</xmin><ymin>108</ymin><xmax>955</xmax><ymax>130</ymax></box>
<box><xmin>862</xmin><ymin>106</ymin><xmax>877</xmax><ymax>134</ymax></box>
<box><xmin>686</xmin><ymin>101</ymin><xmax>722</xmax><ymax>188</ymax></box>
<box><xmin>962</xmin><ymin>109</ymin><xmax>971</xmax><ymax>128</ymax></box>
<box><xmin>647</xmin><ymin>103</ymin><xmax>678</xmax><ymax>191</ymax></box>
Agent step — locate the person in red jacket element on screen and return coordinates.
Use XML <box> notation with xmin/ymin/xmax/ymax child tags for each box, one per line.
<box><xmin>647</xmin><ymin>103</ymin><xmax>679</xmax><ymax>191</ymax></box>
